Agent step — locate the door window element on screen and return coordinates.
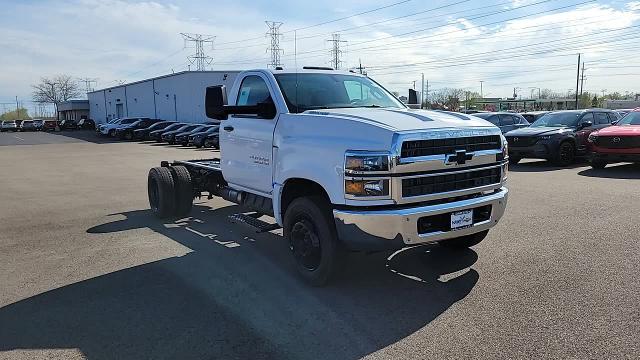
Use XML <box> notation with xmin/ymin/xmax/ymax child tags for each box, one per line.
<box><xmin>499</xmin><ymin>114</ymin><xmax>515</xmax><ymax>126</ymax></box>
<box><xmin>486</xmin><ymin>115</ymin><xmax>500</xmax><ymax>126</ymax></box>
<box><xmin>595</xmin><ymin>112</ymin><xmax>610</xmax><ymax>125</ymax></box>
<box><xmin>580</xmin><ymin>112</ymin><xmax>594</xmax><ymax>126</ymax></box>
<box><xmin>608</xmin><ymin>113</ymin><xmax>620</xmax><ymax>123</ymax></box>
<box><xmin>236</xmin><ymin>76</ymin><xmax>273</xmax><ymax>107</ymax></box>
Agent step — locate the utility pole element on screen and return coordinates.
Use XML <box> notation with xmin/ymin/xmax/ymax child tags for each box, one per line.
<box><xmin>356</xmin><ymin>59</ymin><xmax>367</xmax><ymax>75</ymax></box>
<box><xmin>425</xmin><ymin>80</ymin><xmax>429</xmax><ymax>109</ymax></box>
<box><xmin>575</xmin><ymin>53</ymin><xmax>580</xmax><ymax>110</ymax></box>
<box><xmin>181</xmin><ymin>32</ymin><xmax>215</xmax><ymax>71</ymax></box>
<box><xmin>16</xmin><ymin>96</ymin><xmax>19</xmax><ymax>113</ymax></box>
<box><xmin>266</xmin><ymin>21</ymin><xmax>284</xmax><ymax>69</ymax></box>
<box><xmin>480</xmin><ymin>80</ymin><xmax>484</xmax><ymax>99</ymax></box>
<box><xmin>412</xmin><ymin>80</ymin><xmax>416</xmax><ymax>90</ymax></box>
<box><xmin>579</xmin><ymin>61</ymin><xmax>586</xmax><ymax>110</ymax></box>
<box><xmin>327</xmin><ymin>33</ymin><xmax>346</xmax><ymax>70</ymax></box>
<box><xmin>77</xmin><ymin>77</ymin><xmax>98</xmax><ymax>98</ymax></box>
<box><xmin>421</xmin><ymin>73</ymin><xmax>424</xmax><ymax>109</ymax></box>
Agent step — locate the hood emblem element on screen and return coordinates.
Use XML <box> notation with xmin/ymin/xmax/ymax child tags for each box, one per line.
<box><xmin>447</xmin><ymin>150</ymin><xmax>473</xmax><ymax>165</ymax></box>
<box><xmin>612</xmin><ymin>137</ymin><xmax>621</xmax><ymax>143</ymax></box>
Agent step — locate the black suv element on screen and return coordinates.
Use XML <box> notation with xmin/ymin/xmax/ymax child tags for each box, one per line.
<box><xmin>473</xmin><ymin>112</ymin><xmax>530</xmax><ymax>133</ymax></box>
<box><xmin>115</xmin><ymin>118</ymin><xmax>161</xmax><ymax>140</ymax></box>
<box><xmin>134</xmin><ymin>121</ymin><xmax>175</xmax><ymax>140</ymax></box>
<box><xmin>505</xmin><ymin>109</ymin><xmax>620</xmax><ymax>166</ymax></box>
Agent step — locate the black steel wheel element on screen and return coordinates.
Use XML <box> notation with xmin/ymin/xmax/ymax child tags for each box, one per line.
<box><xmin>148</xmin><ymin>167</ymin><xmax>176</xmax><ymax>218</ymax></box>
<box><xmin>283</xmin><ymin>196</ymin><xmax>345</xmax><ymax>286</ymax></box>
<box><xmin>170</xmin><ymin>165</ymin><xmax>193</xmax><ymax>217</ymax></box>
<box><xmin>441</xmin><ymin>230</ymin><xmax>489</xmax><ymax>249</ymax></box>
<box><xmin>553</xmin><ymin>141</ymin><xmax>575</xmax><ymax>166</ymax></box>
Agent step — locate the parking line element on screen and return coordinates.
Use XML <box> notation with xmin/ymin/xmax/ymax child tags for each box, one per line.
<box><xmin>13</xmin><ymin>135</ymin><xmax>25</xmax><ymax>141</ymax></box>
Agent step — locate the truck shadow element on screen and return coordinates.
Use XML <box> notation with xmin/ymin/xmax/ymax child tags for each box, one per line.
<box><xmin>0</xmin><ymin>204</ymin><xmax>479</xmax><ymax>360</ymax></box>
<box><xmin>48</xmin><ymin>129</ymin><xmax>123</xmax><ymax>144</ymax></box>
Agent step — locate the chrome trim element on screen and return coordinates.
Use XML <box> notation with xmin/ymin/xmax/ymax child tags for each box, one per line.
<box><xmin>333</xmin><ymin>187</ymin><xmax>508</xmax><ymax>247</ymax></box>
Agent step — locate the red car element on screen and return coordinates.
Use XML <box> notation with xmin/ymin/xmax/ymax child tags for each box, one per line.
<box><xmin>588</xmin><ymin>108</ymin><xmax>640</xmax><ymax>169</ymax></box>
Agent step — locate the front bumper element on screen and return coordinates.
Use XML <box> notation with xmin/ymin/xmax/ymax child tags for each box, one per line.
<box><xmin>509</xmin><ymin>142</ymin><xmax>554</xmax><ymax>159</ymax></box>
<box><xmin>333</xmin><ymin>187</ymin><xmax>508</xmax><ymax>251</ymax></box>
<box><xmin>592</xmin><ymin>152</ymin><xmax>640</xmax><ymax>163</ymax></box>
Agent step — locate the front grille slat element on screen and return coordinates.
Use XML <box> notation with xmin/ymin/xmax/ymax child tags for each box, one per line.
<box><xmin>506</xmin><ymin>136</ymin><xmax>538</xmax><ymax>147</ymax></box>
<box><xmin>402</xmin><ymin>167</ymin><xmax>501</xmax><ymax>197</ymax></box>
<box><xmin>595</xmin><ymin>136</ymin><xmax>640</xmax><ymax>149</ymax></box>
<box><xmin>401</xmin><ymin>135</ymin><xmax>501</xmax><ymax>158</ymax></box>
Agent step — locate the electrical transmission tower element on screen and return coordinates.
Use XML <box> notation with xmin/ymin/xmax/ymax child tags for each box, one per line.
<box><xmin>327</xmin><ymin>33</ymin><xmax>347</xmax><ymax>70</ymax></box>
<box><xmin>78</xmin><ymin>77</ymin><xmax>98</xmax><ymax>96</ymax></box>
<box><xmin>181</xmin><ymin>33</ymin><xmax>215</xmax><ymax>71</ymax></box>
<box><xmin>265</xmin><ymin>21</ymin><xmax>284</xmax><ymax>68</ymax></box>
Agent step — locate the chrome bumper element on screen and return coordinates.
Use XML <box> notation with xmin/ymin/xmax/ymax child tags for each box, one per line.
<box><xmin>333</xmin><ymin>187</ymin><xmax>508</xmax><ymax>251</ymax></box>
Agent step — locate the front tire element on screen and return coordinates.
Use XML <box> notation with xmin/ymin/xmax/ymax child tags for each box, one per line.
<box><xmin>553</xmin><ymin>141</ymin><xmax>575</xmax><ymax>166</ymax></box>
<box><xmin>283</xmin><ymin>196</ymin><xmax>345</xmax><ymax>286</ymax></box>
<box><xmin>148</xmin><ymin>167</ymin><xmax>176</xmax><ymax>219</ymax></box>
<box><xmin>590</xmin><ymin>158</ymin><xmax>607</xmax><ymax>169</ymax></box>
<box><xmin>441</xmin><ymin>230</ymin><xmax>489</xmax><ymax>249</ymax></box>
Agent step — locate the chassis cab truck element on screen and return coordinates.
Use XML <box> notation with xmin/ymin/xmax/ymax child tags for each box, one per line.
<box><xmin>147</xmin><ymin>68</ymin><xmax>509</xmax><ymax>286</ymax></box>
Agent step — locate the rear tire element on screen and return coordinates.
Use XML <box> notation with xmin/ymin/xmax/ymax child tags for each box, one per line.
<box><xmin>148</xmin><ymin>167</ymin><xmax>176</xmax><ymax>219</ymax></box>
<box><xmin>170</xmin><ymin>165</ymin><xmax>193</xmax><ymax>217</ymax></box>
<box><xmin>441</xmin><ymin>230</ymin><xmax>489</xmax><ymax>249</ymax></box>
<box><xmin>590</xmin><ymin>158</ymin><xmax>607</xmax><ymax>169</ymax></box>
<box><xmin>283</xmin><ymin>196</ymin><xmax>345</xmax><ymax>286</ymax></box>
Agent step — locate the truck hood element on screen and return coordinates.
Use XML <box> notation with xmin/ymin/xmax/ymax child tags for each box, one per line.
<box><xmin>505</xmin><ymin>127</ymin><xmax>573</xmax><ymax>137</ymax></box>
<box><xmin>594</xmin><ymin>125</ymin><xmax>640</xmax><ymax>136</ymax></box>
<box><xmin>303</xmin><ymin>108</ymin><xmax>496</xmax><ymax>132</ymax></box>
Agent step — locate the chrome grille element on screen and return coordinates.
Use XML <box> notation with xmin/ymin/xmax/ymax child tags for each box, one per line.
<box><xmin>401</xmin><ymin>136</ymin><xmax>501</xmax><ymax>158</ymax></box>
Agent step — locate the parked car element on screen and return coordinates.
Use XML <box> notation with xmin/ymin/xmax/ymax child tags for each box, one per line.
<box><xmin>1</xmin><ymin>120</ymin><xmax>18</xmax><ymax>132</ymax></box>
<box><xmin>203</xmin><ymin>131</ymin><xmax>220</xmax><ymax>149</ymax></box>
<box><xmin>189</xmin><ymin>126</ymin><xmax>219</xmax><ymax>148</ymax></box>
<box><xmin>77</xmin><ymin>118</ymin><xmax>95</xmax><ymax>130</ymax></box>
<box><xmin>505</xmin><ymin>109</ymin><xmax>620</xmax><ymax>166</ymax></box>
<box><xmin>59</xmin><ymin>119</ymin><xmax>78</xmax><ymax>130</ymax></box>
<box><xmin>115</xmin><ymin>118</ymin><xmax>162</xmax><ymax>140</ymax></box>
<box><xmin>162</xmin><ymin>124</ymin><xmax>202</xmax><ymax>144</ymax></box>
<box><xmin>42</xmin><ymin>120</ymin><xmax>57</xmax><ymax>131</ymax></box>
<box><xmin>174</xmin><ymin>125</ymin><xmax>214</xmax><ymax>146</ymax></box>
<box><xmin>149</xmin><ymin>122</ymin><xmax>186</xmax><ymax>141</ymax></box>
<box><xmin>588</xmin><ymin>108</ymin><xmax>640</xmax><ymax>168</ymax></box>
<box><xmin>14</xmin><ymin>120</ymin><xmax>23</xmax><ymax>129</ymax></box>
<box><xmin>32</xmin><ymin>119</ymin><xmax>44</xmax><ymax>131</ymax></box>
<box><xmin>473</xmin><ymin>112</ymin><xmax>530</xmax><ymax>133</ymax></box>
<box><xmin>521</xmin><ymin>111</ymin><xmax>550</xmax><ymax>124</ymax></box>
<box><xmin>134</xmin><ymin>121</ymin><xmax>175</xmax><ymax>140</ymax></box>
<box><xmin>97</xmin><ymin>117</ymin><xmax>144</xmax><ymax>136</ymax></box>
<box><xmin>20</xmin><ymin>120</ymin><xmax>36</xmax><ymax>131</ymax></box>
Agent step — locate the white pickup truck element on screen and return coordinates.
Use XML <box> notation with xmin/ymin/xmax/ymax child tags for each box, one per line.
<box><xmin>147</xmin><ymin>67</ymin><xmax>509</xmax><ymax>285</ymax></box>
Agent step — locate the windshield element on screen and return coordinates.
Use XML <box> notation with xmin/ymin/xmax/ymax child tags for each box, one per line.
<box><xmin>120</xmin><ymin>119</ymin><xmax>137</xmax><ymax>125</ymax></box>
<box><xmin>531</xmin><ymin>112</ymin><xmax>580</xmax><ymax>128</ymax></box>
<box><xmin>473</xmin><ymin>113</ymin><xmax>493</xmax><ymax>119</ymax></box>
<box><xmin>274</xmin><ymin>73</ymin><xmax>405</xmax><ymax>113</ymax></box>
<box><xmin>163</xmin><ymin>123</ymin><xmax>183</xmax><ymax>131</ymax></box>
<box><xmin>617</xmin><ymin>112</ymin><xmax>640</xmax><ymax>126</ymax></box>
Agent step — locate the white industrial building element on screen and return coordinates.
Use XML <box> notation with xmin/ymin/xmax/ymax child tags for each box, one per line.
<box><xmin>88</xmin><ymin>71</ymin><xmax>239</xmax><ymax>124</ymax></box>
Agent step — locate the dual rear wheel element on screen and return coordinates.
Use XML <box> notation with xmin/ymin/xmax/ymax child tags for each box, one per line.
<box><xmin>147</xmin><ymin>166</ymin><xmax>193</xmax><ymax>219</ymax></box>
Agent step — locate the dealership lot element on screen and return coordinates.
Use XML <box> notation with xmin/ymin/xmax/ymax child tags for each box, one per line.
<box><xmin>0</xmin><ymin>132</ymin><xmax>639</xmax><ymax>359</ymax></box>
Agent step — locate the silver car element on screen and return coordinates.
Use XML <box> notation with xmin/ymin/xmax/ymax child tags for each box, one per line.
<box><xmin>1</xmin><ymin>121</ymin><xmax>18</xmax><ymax>132</ymax></box>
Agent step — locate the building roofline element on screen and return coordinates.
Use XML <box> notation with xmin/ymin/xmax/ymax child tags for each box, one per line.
<box><xmin>88</xmin><ymin>70</ymin><xmax>242</xmax><ymax>94</ymax></box>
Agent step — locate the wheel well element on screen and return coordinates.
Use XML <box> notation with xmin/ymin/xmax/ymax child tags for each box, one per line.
<box><xmin>281</xmin><ymin>178</ymin><xmax>330</xmax><ymax>216</ymax></box>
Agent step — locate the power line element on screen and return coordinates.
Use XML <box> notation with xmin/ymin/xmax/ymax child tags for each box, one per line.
<box><xmin>266</xmin><ymin>21</ymin><xmax>284</xmax><ymax>68</ymax></box>
<box><xmin>181</xmin><ymin>33</ymin><xmax>215</xmax><ymax>71</ymax></box>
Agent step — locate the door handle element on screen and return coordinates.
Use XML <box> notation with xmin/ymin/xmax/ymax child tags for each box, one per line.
<box><xmin>223</xmin><ymin>126</ymin><xmax>234</xmax><ymax>132</ymax></box>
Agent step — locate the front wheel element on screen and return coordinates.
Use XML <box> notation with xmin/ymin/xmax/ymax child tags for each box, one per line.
<box><xmin>441</xmin><ymin>230</ymin><xmax>489</xmax><ymax>249</ymax></box>
<box><xmin>552</xmin><ymin>142</ymin><xmax>575</xmax><ymax>166</ymax></box>
<box><xmin>590</xmin><ymin>158</ymin><xmax>607</xmax><ymax>169</ymax></box>
<box><xmin>283</xmin><ymin>196</ymin><xmax>345</xmax><ymax>286</ymax></box>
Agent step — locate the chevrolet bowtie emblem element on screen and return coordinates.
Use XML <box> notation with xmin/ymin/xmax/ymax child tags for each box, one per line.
<box><xmin>448</xmin><ymin>150</ymin><xmax>473</xmax><ymax>165</ymax></box>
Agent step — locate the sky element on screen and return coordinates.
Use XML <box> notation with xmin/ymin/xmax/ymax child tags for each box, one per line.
<box><xmin>1</xmin><ymin>0</ymin><xmax>639</xmax><ymax>114</ymax></box>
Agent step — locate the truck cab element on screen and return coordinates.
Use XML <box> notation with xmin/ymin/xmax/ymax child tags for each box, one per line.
<box><xmin>148</xmin><ymin>68</ymin><xmax>509</xmax><ymax>285</ymax></box>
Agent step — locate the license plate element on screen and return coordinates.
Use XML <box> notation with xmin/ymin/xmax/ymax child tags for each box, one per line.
<box><xmin>451</xmin><ymin>209</ymin><xmax>473</xmax><ymax>230</ymax></box>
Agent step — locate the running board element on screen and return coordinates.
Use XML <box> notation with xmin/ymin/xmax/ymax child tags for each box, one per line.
<box><xmin>228</xmin><ymin>213</ymin><xmax>281</xmax><ymax>233</ymax></box>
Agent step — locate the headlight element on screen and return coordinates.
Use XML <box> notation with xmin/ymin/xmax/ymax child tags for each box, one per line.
<box><xmin>502</xmin><ymin>136</ymin><xmax>508</xmax><ymax>159</ymax></box>
<box><xmin>345</xmin><ymin>153</ymin><xmax>390</xmax><ymax>173</ymax></box>
<box><xmin>345</xmin><ymin>179</ymin><xmax>390</xmax><ymax>198</ymax></box>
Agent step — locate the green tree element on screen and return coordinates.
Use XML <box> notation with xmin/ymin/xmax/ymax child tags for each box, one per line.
<box><xmin>0</xmin><ymin>107</ymin><xmax>30</xmax><ymax>121</ymax></box>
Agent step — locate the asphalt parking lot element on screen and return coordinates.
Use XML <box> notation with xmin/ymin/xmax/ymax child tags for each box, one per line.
<box><xmin>0</xmin><ymin>131</ymin><xmax>639</xmax><ymax>360</ymax></box>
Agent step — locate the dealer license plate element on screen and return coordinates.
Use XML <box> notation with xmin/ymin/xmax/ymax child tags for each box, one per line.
<box><xmin>451</xmin><ymin>209</ymin><xmax>473</xmax><ymax>230</ymax></box>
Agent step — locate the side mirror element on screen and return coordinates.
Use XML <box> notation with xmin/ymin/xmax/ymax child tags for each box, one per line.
<box><xmin>579</xmin><ymin>120</ymin><xmax>593</xmax><ymax>129</ymax></box>
<box><xmin>205</xmin><ymin>85</ymin><xmax>228</xmax><ymax>120</ymax></box>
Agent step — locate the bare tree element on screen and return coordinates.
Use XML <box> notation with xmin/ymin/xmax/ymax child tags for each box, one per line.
<box><xmin>32</xmin><ymin>75</ymin><xmax>81</xmax><ymax>119</ymax></box>
<box><xmin>430</xmin><ymin>88</ymin><xmax>465</xmax><ymax>110</ymax></box>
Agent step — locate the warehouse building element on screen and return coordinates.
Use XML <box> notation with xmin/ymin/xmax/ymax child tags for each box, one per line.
<box><xmin>88</xmin><ymin>71</ymin><xmax>239</xmax><ymax>124</ymax></box>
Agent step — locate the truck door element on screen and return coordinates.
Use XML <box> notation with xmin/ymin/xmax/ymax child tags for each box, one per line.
<box><xmin>220</xmin><ymin>74</ymin><xmax>278</xmax><ymax>195</ymax></box>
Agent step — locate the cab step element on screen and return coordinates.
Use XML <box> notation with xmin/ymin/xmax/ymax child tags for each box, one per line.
<box><xmin>229</xmin><ymin>213</ymin><xmax>281</xmax><ymax>233</ymax></box>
